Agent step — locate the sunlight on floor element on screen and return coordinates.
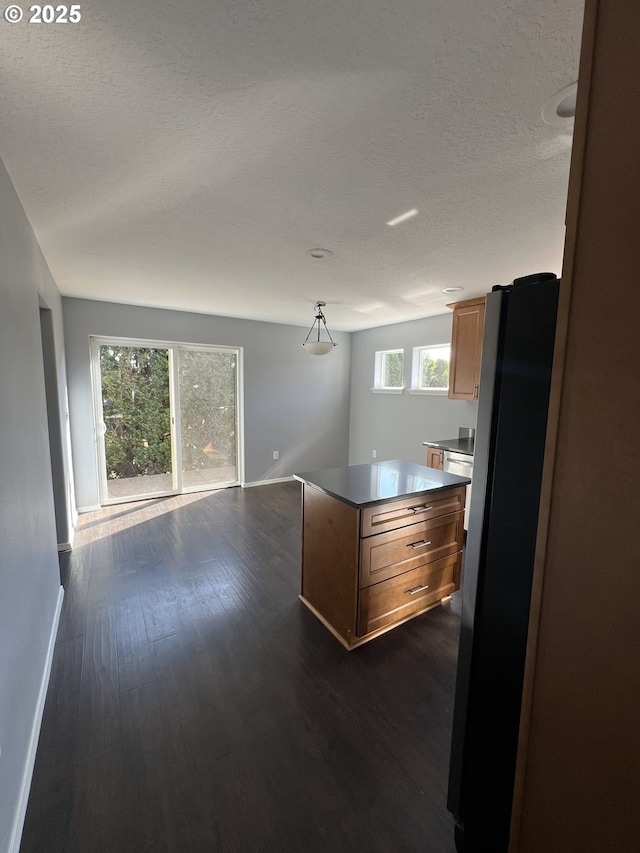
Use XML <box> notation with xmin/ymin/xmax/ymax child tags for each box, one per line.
<box><xmin>76</xmin><ymin>489</ymin><xmax>231</xmax><ymax>547</ymax></box>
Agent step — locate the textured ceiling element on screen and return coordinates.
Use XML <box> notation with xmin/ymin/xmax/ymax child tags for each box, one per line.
<box><xmin>0</xmin><ymin>0</ymin><xmax>583</xmax><ymax>331</ymax></box>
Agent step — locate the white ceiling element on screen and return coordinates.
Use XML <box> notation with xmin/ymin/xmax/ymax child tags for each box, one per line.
<box><xmin>0</xmin><ymin>0</ymin><xmax>584</xmax><ymax>331</ymax></box>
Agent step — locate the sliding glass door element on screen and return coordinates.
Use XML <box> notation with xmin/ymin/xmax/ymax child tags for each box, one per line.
<box><xmin>92</xmin><ymin>338</ymin><xmax>241</xmax><ymax>504</ymax></box>
<box><xmin>98</xmin><ymin>344</ymin><xmax>173</xmax><ymax>501</ymax></box>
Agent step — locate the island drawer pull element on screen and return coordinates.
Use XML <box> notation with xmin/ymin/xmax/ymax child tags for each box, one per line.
<box><xmin>406</xmin><ymin>540</ymin><xmax>432</xmax><ymax>550</ymax></box>
<box><xmin>409</xmin><ymin>504</ymin><xmax>433</xmax><ymax>513</ymax></box>
<box><xmin>407</xmin><ymin>584</ymin><xmax>430</xmax><ymax>596</ymax></box>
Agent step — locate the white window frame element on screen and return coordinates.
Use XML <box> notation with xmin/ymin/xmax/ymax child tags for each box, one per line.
<box><xmin>372</xmin><ymin>348</ymin><xmax>405</xmax><ymax>393</ymax></box>
<box><xmin>409</xmin><ymin>343</ymin><xmax>451</xmax><ymax>395</ymax></box>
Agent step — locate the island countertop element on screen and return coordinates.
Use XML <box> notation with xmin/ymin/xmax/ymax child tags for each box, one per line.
<box><xmin>293</xmin><ymin>459</ymin><xmax>471</xmax><ymax>509</ymax></box>
<box><xmin>422</xmin><ymin>437</ymin><xmax>475</xmax><ymax>455</ymax></box>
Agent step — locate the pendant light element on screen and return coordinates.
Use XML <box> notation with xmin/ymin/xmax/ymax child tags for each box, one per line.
<box><xmin>302</xmin><ymin>302</ymin><xmax>337</xmax><ymax>355</ymax></box>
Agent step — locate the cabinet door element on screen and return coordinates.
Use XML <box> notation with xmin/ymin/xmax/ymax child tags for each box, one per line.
<box><xmin>426</xmin><ymin>446</ymin><xmax>444</xmax><ymax>470</ymax></box>
<box><xmin>448</xmin><ymin>297</ymin><xmax>485</xmax><ymax>400</ymax></box>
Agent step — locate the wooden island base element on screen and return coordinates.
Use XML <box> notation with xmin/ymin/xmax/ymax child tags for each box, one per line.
<box><xmin>299</xmin><ymin>592</ymin><xmax>453</xmax><ymax>650</ymax></box>
<box><xmin>293</xmin><ymin>461</ymin><xmax>469</xmax><ymax>650</ymax></box>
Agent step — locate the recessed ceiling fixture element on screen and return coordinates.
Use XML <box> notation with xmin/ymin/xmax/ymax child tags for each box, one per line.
<box><xmin>302</xmin><ymin>302</ymin><xmax>337</xmax><ymax>356</ymax></box>
<box><xmin>307</xmin><ymin>248</ymin><xmax>333</xmax><ymax>259</ymax></box>
<box><xmin>386</xmin><ymin>208</ymin><xmax>419</xmax><ymax>227</ymax></box>
<box><xmin>542</xmin><ymin>81</ymin><xmax>578</xmax><ymax>127</ymax></box>
<box><xmin>441</xmin><ymin>286</ymin><xmax>464</xmax><ymax>294</ymax></box>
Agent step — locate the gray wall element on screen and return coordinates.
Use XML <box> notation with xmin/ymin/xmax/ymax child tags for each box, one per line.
<box><xmin>0</xmin><ymin>159</ymin><xmax>65</xmax><ymax>852</ymax></box>
<box><xmin>349</xmin><ymin>312</ymin><xmax>478</xmax><ymax>465</ymax></box>
<box><xmin>63</xmin><ymin>298</ymin><xmax>351</xmax><ymax>508</ymax></box>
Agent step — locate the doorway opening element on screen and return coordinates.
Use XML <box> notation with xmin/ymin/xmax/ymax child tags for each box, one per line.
<box><xmin>39</xmin><ymin>297</ymin><xmax>71</xmax><ymax>551</ymax></box>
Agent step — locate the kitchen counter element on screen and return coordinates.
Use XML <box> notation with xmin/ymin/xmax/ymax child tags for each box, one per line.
<box><xmin>294</xmin><ymin>460</ymin><xmax>470</xmax><ymax>649</ymax></box>
<box><xmin>422</xmin><ymin>437</ymin><xmax>475</xmax><ymax>455</ymax></box>
<box><xmin>293</xmin><ymin>459</ymin><xmax>471</xmax><ymax>508</ymax></box>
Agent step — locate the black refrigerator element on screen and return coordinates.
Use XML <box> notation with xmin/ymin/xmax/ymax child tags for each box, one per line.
<box><xmin>447</xmin><ymin>272</ymin><xmax>560</xmax><ymax>852</ymax></box>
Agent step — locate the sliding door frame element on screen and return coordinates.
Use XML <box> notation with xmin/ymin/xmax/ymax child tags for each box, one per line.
<box><xmin>90</xmin><ymin>335</ymin><xmax>244</xmax><ymax>506</ymax></box>
<box><xmin>175</xmin><ymin>342</ymin><xmax>244</xmax><ymax>495</ymax></box>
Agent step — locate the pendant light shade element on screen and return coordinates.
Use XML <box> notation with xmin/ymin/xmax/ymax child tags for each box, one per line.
<box><xmin>302</xmin><ymin>302</ymin><xmax>337</xmax><ymax>355</ymax></box>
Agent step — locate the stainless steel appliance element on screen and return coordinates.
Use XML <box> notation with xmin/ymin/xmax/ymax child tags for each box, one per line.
<box><xmin>443</xmin><ymin>450</ymin><xmax>473</xmax><ymax>529</ymax></box>
<box><xmin>447</xmin><ymin>272</ymin><xmax>560</xmax><ymax>852</ymax></box>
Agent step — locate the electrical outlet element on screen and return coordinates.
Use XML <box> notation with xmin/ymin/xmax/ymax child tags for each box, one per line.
<box><xmin>273</xmin><ymin>450</ymin><xmax>279</xmax><ymax>460</ymax></box>
<box><xmin>372</xmin><ymin>449</ymin><xmax>377</xmax><ymax>458</ymax></box>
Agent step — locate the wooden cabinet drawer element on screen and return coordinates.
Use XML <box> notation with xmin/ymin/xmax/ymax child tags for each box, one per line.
<box><xmin>360</xmin><ymin>511</ymin><xmax>464</xmax><ymax>588</ymax></box>
<box><xmin>357</xmin><ymin>552</ymin><xmax>460</xmax><ymax>637</ymax></box>
<box><xmin>360</xmin><ymin>486</ymin><xmax>466</xmax><ymax>537</ymax></box>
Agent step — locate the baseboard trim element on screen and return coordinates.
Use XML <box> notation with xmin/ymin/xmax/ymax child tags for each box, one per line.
<box><xmin>242</xmin><ymin>476</ymin><xmax>294</xmax><ymax>488</ymax></box>
<box><xmin>8</xmin><ymin>585</ymin><xmax>64</xmax><ymax>853</ymax></box>
<box><xmin>76</xmin><ymin>504</ymin><xmax>100</xmax><ymax>514</ymax></box>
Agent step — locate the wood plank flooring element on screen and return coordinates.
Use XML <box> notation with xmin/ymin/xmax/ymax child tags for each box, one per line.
<box><xmin>20</xmin><ymin>481</ymin><xmax>460</xmax><ymax>852</ymax></box>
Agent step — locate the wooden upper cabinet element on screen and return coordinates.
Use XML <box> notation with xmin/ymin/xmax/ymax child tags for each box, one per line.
<box><xmin>447</xmin><ymin>296</ymin><xmax>486</xmax><ymax>400</ymax></box>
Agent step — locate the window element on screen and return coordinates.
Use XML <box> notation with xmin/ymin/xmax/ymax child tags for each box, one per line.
<box><xmin>410</xmin><ymin>344</ymin><xmax>450</xmax><ymax>394</ymax></box>
<box><xmin>373</xmin><ymin>349</ymin><xmax>404</xmax><ymax>392</ymax></box>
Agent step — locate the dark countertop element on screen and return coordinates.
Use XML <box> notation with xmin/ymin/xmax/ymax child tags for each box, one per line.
<box><xmin>422</xmin><ymin>437</ymin><xmax>475</xmax><ymax>455</ymax></box>
<box><xmin>293</xmin><ymin>459</ymin><xmax>471</xmax><ymax>509</ymax></box>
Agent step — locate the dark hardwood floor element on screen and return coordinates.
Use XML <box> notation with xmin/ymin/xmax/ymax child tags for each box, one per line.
<box><xmin>21</xmin><ymin>481</ymin><xmax>460</xmax><ymax>852</ymax></box>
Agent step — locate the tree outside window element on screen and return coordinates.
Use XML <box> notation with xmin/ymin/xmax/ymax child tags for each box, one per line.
<box><xmin>412</xmin><ymin>344</ymin><xmax>450</xmax><ymax>391</ymax></box>
<box><xmin>374</xmin><ymin>349</ymin><xmax>404</xmax><ymax>389</ymax></box>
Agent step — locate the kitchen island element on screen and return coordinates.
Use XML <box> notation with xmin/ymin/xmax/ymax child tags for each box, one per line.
<box><xmin>293</xmin><ymin>460</ymin><xmax>471</xmax><ymax>649</ymax></box>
